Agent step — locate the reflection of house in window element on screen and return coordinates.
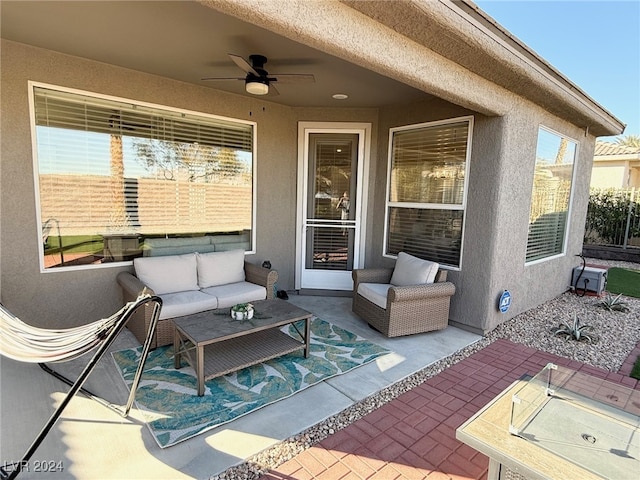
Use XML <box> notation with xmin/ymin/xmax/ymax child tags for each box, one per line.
<box><xmin>526</xmin><ymin>128</ymin><xmax>577</xmax><ymax>263</ymax></box>
<box><xmin>32</xmin><ymin>84</ymin><xmax>255</xmax><ymax>269</ymax></box>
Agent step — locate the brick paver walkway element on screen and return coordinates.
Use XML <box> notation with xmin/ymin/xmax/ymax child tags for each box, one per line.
<box><xmin>259</xmin><ymin>338</ymin><xmax>640</xmax><ymax>480</ymax></box>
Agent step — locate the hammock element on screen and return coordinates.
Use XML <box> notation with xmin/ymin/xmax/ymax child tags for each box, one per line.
<box><xmin>0</xmin><ymin>294</ymin><xmax>163</xmax><ymax>480</ymax></box>
<box><xmin>1</xmin><ymin>302</ymin><xmax>131</xmax><ymax>363</ymax></box>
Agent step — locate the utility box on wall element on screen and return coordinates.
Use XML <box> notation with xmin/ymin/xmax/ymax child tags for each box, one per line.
<box><xmin>572</xmin><ymin>266</ymin><xmax>607</xmax><ymax>295</ymax></box>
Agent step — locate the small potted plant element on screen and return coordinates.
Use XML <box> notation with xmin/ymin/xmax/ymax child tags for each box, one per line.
<box><xmin>230</xmin><ymin>303</ymin><xmax>254</xmax><ymax>320</ymax></box>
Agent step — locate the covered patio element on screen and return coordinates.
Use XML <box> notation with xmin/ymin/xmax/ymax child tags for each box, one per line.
<box><xmin>1</xmin><ymin>295</ymin><xmax>480</xmax><ymax>479</ymax></box>
<box><xmin>4</xmin><ymin>287</ymin><xmax>639</xmax><ymax>480</ymax></box>
<box><xmin>0</xmin><ymin>2</ymin><xmax>633</xmax><ymax>478</ymax></box>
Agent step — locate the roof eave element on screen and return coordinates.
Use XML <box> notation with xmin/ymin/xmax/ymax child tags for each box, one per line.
<box><xmin>446</xmin><ymin>0</ymin><xmax>625</xmax><ymax>136</ymax></box>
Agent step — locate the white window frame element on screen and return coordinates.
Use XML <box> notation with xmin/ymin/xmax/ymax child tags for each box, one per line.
<box><xmin>29</xmin><ymin>81</ymin><xmax>257</xmax><ymax>272</ymax></box>
<box><xmin>383</xmin><ymin>116</ymin><xmax>474</xmax><ymax>270</ymax></box>
<box><xmin>525</xmin><ymin>125</ymin><xmax>579</xmax><ymax>265</ymax></box>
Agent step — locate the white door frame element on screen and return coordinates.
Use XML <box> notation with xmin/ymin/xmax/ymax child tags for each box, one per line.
<box><xmin>295</xmin><ymin>122</ymin><xmax>371</xmax><ymax>290</ymax></box>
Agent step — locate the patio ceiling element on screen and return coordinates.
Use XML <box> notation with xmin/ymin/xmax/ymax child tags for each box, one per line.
<box><xmin>0</xmin><ymin>0</ymin><xmax>433</xmax><ymax>108</ymax></box>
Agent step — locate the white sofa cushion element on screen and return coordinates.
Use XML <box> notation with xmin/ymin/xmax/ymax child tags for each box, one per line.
<box><xmin>196</xmin><ymin>249</ymin><xmax>245</xmax><ymax>288</ymax></box>
<box><xmin>157</xmin><ymin>291</ymin><xmax>219</xmax><ymax>320</ymax></box>
<box><xmin>133</xmin><ymin>253</ymin><xmax>199</xmax><ymax>295</ymax></box>
<box><xmin>390</xmin><ymin>252</ymin><xmax>439</xmax><ymax>286</ymax></box>
<box><xmin>201</xmin><ymin>281</ymin><xmax>267</xmax><ymax>309</ymax></box>
<box><xmin>357</xmin><ymin>283</ymin><xmax>392</xmax><ymax>309</ymax></box>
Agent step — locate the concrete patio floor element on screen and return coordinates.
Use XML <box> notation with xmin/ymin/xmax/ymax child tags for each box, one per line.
<box><xmin>0</xmin><ymin>295</ymin><xmax>481</xmax><ymax>480</ymax></box>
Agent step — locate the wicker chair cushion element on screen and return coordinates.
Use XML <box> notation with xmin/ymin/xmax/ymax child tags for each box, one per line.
<box><xmin>357</xmin><ymin>282</ymin><xmax>392</xmax><ymax>309</ymax></box>
<box><xmin>133</xmin><ymin>253</ymin><xmax>199</xmax><ymax>295</ymax></box>
<box><xmin>156</xmin><ymin>290</ymin><xmax>219</xmax><ymax>320</ymax></box>
<box><xmin>196</xmin><ymin>249</ymin><xmax>246</xmax><ymax>288</ymax></box>
<box><xmin>201</xmin><ymin>281</ymin><xmax>267</xmax><ymax>309</ymax></box>
<box><xmin>390</xmin><ymin>252</ymin><xmax>439</xmax><ymax>286</ymax></box>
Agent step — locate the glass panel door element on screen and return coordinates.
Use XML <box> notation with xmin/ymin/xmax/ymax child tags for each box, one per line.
<box><xmin>301</xmin><ymin>133</ymin><xmax>359</xmax><ymax>289</ymax></box>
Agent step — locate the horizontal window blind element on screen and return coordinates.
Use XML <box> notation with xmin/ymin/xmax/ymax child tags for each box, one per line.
<box><xmin>34</xmin><ymin>87</ymin><xmax>253</xmax><ymax>151</ymax></box>
<box><xmin>386</xmin><ymin>208</ymin><xmax>463</xmax><ymax>267</ymax></box>
<box><xmin>33</xmin><ymin>85</ymin><xmax>254</xmax><ymax>270</ymax></box>
<box><xmin>385</xmin><ymin>118</ymin><xmax>471</xmax><ymax>268</ymax></box>
<box><xmin>390</xmin><ymin>121</ymin><xmax>468</xmax><ymax>205</ymax></box>
<box><xmin>305</xmin><ymin>226</ymin><xmax>353</xmax><ymax>271</ymax></box>
<box><xmin>526</xmin><ymin>128</ymin><xmax>576</xmax><ymax>263</ymax></box>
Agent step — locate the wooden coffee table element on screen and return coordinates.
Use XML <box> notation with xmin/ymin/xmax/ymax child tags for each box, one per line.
<box><xmin>172</xmin><ymin>299</ymin><xmax>312</xmax><ymax>396</ymax></box>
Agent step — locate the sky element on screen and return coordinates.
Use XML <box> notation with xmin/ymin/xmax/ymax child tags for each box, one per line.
<box><xmin>474</xmin><ymin>0</ymin><xmax>640</xmax><ymax>141</ymax></box>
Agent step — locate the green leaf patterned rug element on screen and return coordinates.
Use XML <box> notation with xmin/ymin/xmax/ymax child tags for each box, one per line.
<box><xmin>112</xmin><ymin>318</ymin><xmax>390</xmax><ymax>448</ymax></box>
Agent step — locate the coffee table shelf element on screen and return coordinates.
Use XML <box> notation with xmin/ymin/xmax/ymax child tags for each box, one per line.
<box><xmin>200</xmin><ymin>328</ymin><xmax>306</xmax><ymax>380</ymax></box>
<box><xmin>172</xmin><ymin>299</ymin><xmax>312</xmax><ymax>396</ymax></box>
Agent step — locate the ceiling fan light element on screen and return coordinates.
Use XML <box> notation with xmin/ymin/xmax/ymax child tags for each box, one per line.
<box><xmin>246</xmin><ymin>80</ymin><xmax>269</xmax><ymax>95</ymax></box>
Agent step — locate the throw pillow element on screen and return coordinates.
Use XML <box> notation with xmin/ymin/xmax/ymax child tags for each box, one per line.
<box><xmin>390</xmin><ymin>252</ymin><xmax>439</xmax><ymax>286</ymax></box>
<box><xmin>196</xmin><ymin>249</ymin><xmax>246</xmax><ymax>288</ymax></box>
<box><xmin>133</xmin><ymin>253</ymin><xmax>199</xmax><ymax>295</ymax></box>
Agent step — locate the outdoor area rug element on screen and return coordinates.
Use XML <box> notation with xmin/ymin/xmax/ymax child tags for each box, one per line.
<box><xmin>111</xmin><ymin>318</ymin><xmax>390</xmax><ymax>448</ymax></box>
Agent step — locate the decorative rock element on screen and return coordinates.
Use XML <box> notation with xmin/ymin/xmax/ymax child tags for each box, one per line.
<box><xmin>212</xmin><ymin>259</ymin><xmax>640</xmax><ymax>480</ymax></box>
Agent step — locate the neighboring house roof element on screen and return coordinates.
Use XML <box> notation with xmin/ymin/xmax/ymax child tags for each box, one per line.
<box><xmin>594</xmin><ymin>141</ymin><xmax>640</xmax><ymax>157</ymax></box>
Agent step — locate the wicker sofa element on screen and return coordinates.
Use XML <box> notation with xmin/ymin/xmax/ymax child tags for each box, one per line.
<box><xmin>352</xmin><ymin>252</ymin><xmax>455</xmax><ymax>337</ymax></box>
<box><xmin>117</xmin><ymin>249</ymin><xmax>277</xmax><ymax>348</ymax></box>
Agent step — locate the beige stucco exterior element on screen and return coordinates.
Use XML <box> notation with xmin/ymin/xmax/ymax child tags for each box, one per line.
<box><xmin>0</xmin><ymin>0</ymin><xmax>624</xmax><ymax>334</ymax></box>
<box><xmin>590</xmin><ymin>142</ymin><xmax>640</xmax><ymax>188</ymax></box>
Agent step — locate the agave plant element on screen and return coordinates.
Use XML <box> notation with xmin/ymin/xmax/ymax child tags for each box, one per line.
<box><xmin>553</xmin><ymin>314</ymin><xmax>597</xmax><ymax>343</ymax></box>
<box><xmin>598</xmin><ymin>292</ymin><xmax>629</xmax><ymax>312</ymax></box>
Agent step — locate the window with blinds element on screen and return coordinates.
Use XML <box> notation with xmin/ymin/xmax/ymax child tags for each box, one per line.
<box><xmin>385</xmin><ymin>117</ymin><xmax>473</xmax><ymax>268</ymax></box>
<box><xmin>31</xmin><ymin>84</ymin><xmax>255</xmax><ymax>270</ymax></box>
<box><xmin>526</xmin><ymin>127</ymin><xmax>577</xmax><ymax>263</ymax></box>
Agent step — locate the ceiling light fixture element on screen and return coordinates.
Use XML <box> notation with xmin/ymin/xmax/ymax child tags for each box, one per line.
<box><xmin>332</xmin><ymin>93</ymin><xmax>348</xmax><ymax>100</ymax></box>
<box><xmin>246</xmin><ymin>78</ymin><xmax>269</xmax><ymax>95</ymax></box>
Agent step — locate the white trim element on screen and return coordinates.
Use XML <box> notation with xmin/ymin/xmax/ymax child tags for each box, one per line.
<box><xmin>383</xmin><ymin>115</ymin><xmax>474</xmax><ymax>271</ymax></box>
<box><xmin>295</xmin><ymin>122</ymin><xmax>371</xmax><ymax>290</ymax></box>
<box><xmin>29</xmin><ymin>81</ymin><xmax>257</xmax><ymax>273</ymax></box>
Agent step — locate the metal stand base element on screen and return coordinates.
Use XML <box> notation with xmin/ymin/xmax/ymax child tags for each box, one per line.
<box><xmin>0</xmin><ymin>295</ymin><xmax>162</xmax><ymax>480</ymax></box>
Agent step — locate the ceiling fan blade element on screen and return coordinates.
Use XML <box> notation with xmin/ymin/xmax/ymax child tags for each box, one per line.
<box><xmin>229</xmin><ymin>53</ymin><xmax>260</xmax><ymax>76</ymax></box>
<box><xmin>267</xmin><ymin>83</ymin><xmax>280</xmax><ymax>96</ymax></box>
<box><xmin>201</xmin><ymin>76</ymin><xmax>245</xmax><ymax>81</ymax></box>
<box><xmin>271</xmin><ymin>74</ymin><xmax>315</xmax><ymax>84</ymax></box>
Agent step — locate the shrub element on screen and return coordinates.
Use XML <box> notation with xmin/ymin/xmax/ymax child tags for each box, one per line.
<box><xmin>585</xmin><ymin>188</ymin><xmax>640</xmax><ymax>245</ymax></box>
<box><xmin>598</xmin><ymin>292</ymin><xmax>630</xmax><ymax>312</ymax></box>
<box><xmin>553</xmin><ymin>314</ymin><xmax>598</xmax><ymax>343</ymax></box>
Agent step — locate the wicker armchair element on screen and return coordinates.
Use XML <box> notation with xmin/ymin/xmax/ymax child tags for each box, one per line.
<box><xmin>352</xmin><ymin>266</ymin><xmax>455</xmax><ymax>337</ymax></box>
<box><xmin>117</xmin><ymin>261</ymin><xmax>277</xmax><ymax>348</ymax></box>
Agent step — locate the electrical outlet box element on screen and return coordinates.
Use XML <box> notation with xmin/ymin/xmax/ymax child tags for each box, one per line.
<box><xmin>572</xmin><ymin>266</ymin><xmax>607</xmax><ymax>294</ymax></box>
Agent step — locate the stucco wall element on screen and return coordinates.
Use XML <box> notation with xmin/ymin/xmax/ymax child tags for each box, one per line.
<box><xmin>1</xmin><ymin>38</ymin><xmax>597</xmax><ymax>334</ymax></box>
<box><xmin>0</xmin><ymin>40</ymin><xmax>302</xmax><ymax>325</ymax></box>
<box><xmin>0</xmin><ymin>39</ymin><xmax>381</xmax><ymax>326</ymax></box>
<box><xmin>375</xmin><ymin>96</ymin><xmax>596</xmax><ymax>334</ymax></box>
<box><xmin>591</xmin><ymin>163</ymin><xmax>628</xmax><ymax>189</ymax></box>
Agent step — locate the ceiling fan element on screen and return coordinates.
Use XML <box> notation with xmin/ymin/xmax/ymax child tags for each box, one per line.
<box><xmin>201</xmin><ymin>53</ymin><xmax>315</xmax><ymax>96</ymax></box>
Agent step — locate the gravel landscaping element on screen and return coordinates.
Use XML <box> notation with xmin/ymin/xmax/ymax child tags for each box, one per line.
<box><xmin>213</xmin><ymin>259</ymin><xmax>640</xmax><ymax>480</ymax></box>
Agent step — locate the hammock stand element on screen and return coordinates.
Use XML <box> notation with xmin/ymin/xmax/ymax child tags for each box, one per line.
<box><xmin>0</xmin><ymin>294</ymin><xmax>163</xmax><ymax>480</ymax></box>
